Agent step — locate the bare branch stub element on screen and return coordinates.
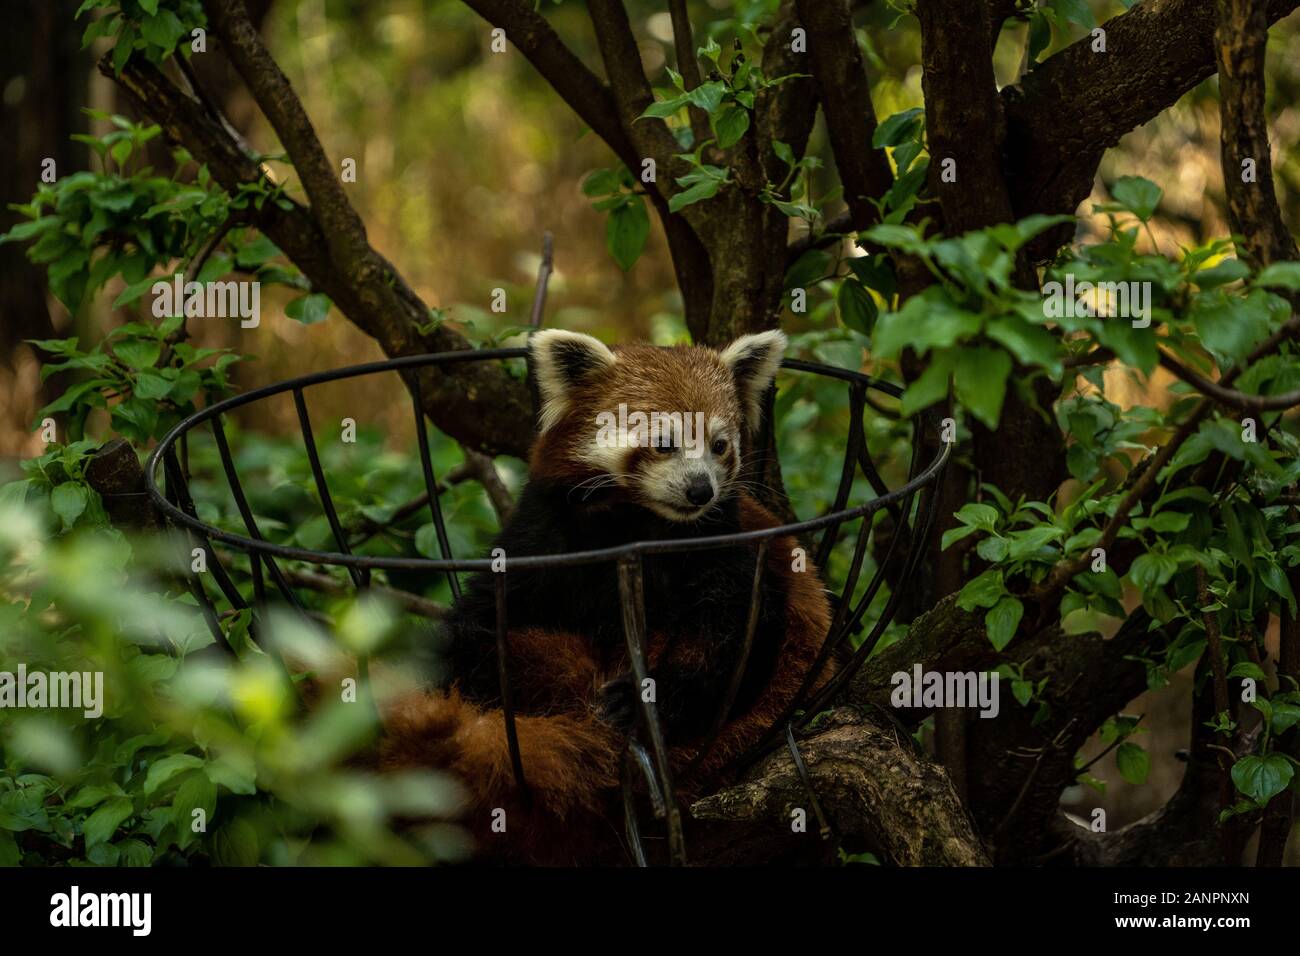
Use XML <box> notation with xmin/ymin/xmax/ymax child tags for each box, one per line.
<box><xmin>1002</xmin><ymin>0</ymin><xmax>1300</xmax><ymax>258</ymax></box>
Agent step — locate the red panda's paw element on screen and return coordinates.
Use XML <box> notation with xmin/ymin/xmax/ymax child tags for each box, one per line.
<box><xmin>595</xmin><ymin>672</ymin><xmax>639</xmax><ymax>734</ymax></box>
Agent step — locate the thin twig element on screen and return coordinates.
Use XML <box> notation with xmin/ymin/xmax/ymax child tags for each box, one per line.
<box><xmin>463</xmin><ymin>449</ymin><xmax>514</xmax><ymax>522</ymax></box>
<box><xmin>1075</xmin><ymin>714</ymin><xmax>1146</xmax><ymax>775</ymax></box>
<box><xmin>1158</xmin><ymin>348</ymin><xmax>1300</xmax><ymax>413</ymax></box>
<box><xmin>529</xmin><ymin>231</ymin><xmax>554</xmax><ymax>329</ymax></box>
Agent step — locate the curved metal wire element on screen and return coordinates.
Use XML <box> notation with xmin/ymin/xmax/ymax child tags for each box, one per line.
<box><xmin>142</xmin><ymin>348</ymin><xmax>951</xmax><ymax>867</ymax></box>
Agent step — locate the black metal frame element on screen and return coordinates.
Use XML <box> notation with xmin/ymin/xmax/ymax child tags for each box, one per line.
<box><xmin>144</xmin><ymin>348</ymin><xmax>950</xmax><ymax>866</ymax></box>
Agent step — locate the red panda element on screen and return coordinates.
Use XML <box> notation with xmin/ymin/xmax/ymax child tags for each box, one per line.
<box><xmin>376</xmin><ymin>330</ymin><xmax>832</xmax><ymax>864</ymax></box>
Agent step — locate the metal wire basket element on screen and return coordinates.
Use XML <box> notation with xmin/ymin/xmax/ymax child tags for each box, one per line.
<box><xmin>144</xmin><ymin>347</ymin><xmax>950</xmax><ymax>865</ymax></box>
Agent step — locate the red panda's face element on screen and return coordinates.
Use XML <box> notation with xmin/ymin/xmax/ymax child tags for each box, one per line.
<box><xmin>527</xmin><ymin>330</ymin><xmax>786</xmax><ymax>523</ymax></box>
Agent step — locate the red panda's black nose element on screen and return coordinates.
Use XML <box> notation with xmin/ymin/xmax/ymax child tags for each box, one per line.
<box><xmin>686</xmin><ymin>475</ymin><xmax>715</xmax><ymax>507</ymax></box>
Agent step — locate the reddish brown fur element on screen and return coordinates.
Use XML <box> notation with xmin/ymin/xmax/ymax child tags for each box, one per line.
<box><xmin>376</xmin><ymin>335</ymin><xmax>830</xmax><ymax>864</ymax></box>
<box><xmin>378</xmin><ymin>689</ymin><xmax>622</xmax><ymax>864</ymax></box>
<box><xmin>376</xmin><ymin>493</ymin><xmax>831</xmax><ymax>864</ymax></box>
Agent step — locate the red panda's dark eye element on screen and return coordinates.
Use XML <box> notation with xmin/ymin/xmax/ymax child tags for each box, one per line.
<box><xmin>654</xmin><ymin>439</ymin><xmax>674</xmax><ymax>454</ymax></box>
<box><xmin>711</xmin><ymin>438</ymin><xmax>727</xmax><ymax>455</ymax></box>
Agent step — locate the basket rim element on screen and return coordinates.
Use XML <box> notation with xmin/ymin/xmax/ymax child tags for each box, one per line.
<box><xmin>144</xmin><ymin>348</ymin><xmax>951</xmax><ymax>571</ymax></box>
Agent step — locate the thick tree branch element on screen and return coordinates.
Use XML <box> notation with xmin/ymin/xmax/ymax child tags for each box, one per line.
<box><xmin>203</xmin><ymin>0</ymin><xmax>369</xmax><ymax>270</ymax></box>
<box><xmin>1003</xmin><ymin>0</ymin><xmax>1300</xmax><ymax>252</ymax></box>
<box><xmin>586</xmin><ymin>0</ymin><xmax>688</xmax><ymax>200</ymax></box>
<box><xmin>690</xmin><ymin>708</ymin><xmax>990</xmax><ymax>866</ymax></box>
<box><xmin>1215</xmin><ymin>0</ymin><xmax>1300</xmax><ymax>267</ymax></box>
<box><xmin>794</xmin><ymin>0</ymin><xmax>892</xmax><ymax>231</ymax></box>
<box><xmin>916</xmin><ymin>0</ymin><xmax>1015</xmax><ymax>233</ymax></box>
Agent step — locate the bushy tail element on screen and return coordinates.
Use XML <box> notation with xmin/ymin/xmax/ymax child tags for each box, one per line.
<box><xmin>377</xmin><ymin>689</ymin><xmax>621</xmax><ymax>863</ymax></box>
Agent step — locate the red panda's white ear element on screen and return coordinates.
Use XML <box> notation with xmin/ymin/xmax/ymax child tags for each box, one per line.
<box><xmin>720</xmin><ymin>330</ymin><xmax>786</xmax><ymax>433</ymax></box>
<box><xmin>528</xmin><ymin>329</ymin><xmax>617</xmax><ymax>433</ymax></box>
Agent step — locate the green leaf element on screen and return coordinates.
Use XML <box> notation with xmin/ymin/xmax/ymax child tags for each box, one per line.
<box><xmin>784</xmin><ymin>249</ymin><xmax>831</xmax><ymax>291</ymax></box>
<box><xmin>845</xmin><ymin>255</ymin><xmax>896</xmax><ymax>300</ymax></box>
<box><xmin>985</xmin><ymin>317</ymin><xmax>1060</xmax><ymax>371</ymax></box>
<box><xmin>1128</xmin><ymin>552</ymin><xmax>1178</xmax><ymax>589</ymax></box>
<box><xmin>143</xmin><ymin>753</ymin><xmax>204</xmax><ymax>796</ymax></box>
<box><xmin>118</xmin><ymin>838</ymin><xmax>152</xmax><ymax>867</ymax></box>
<box><xmin>1146</xmin><ymin>511</ymin><xmax>1190</xmax><ymax>533</ymax></box>
<box><xmin>953</xmin><ymin>346</ymin><xmax>1012</xmax><ymax>429</ymax></box>
<box><xmin>1095</xmin><ymin>318</ymin><xmax>1158</xmax><ymax>374</ymax></box>
<box><xmin>65</xmin><ymin>784</ymin><xmax>121</xmax><ymax>810</ymax></box>
<box><xmin>212</xmin><ymin>818</ymin><xmax>260</xmax><ymax>866</ymax></box>
<box><xmin>1051</xmin><ymin>0</ymin><xmax>1095</xmax><ymax>28</ymax></box>
<box><xmin>957</xmin><ymin>568</ymin><xmax>1005</xmax><ymax>612</ymax></box>
<box><xmin>985</xmin><ymin>596</ymin><xmax>1024</xmax><ymax>651</ymax></box>
<box><xmin>140</xmin><ymin>9</ymin><xmax>187</xmax><ymax>53</ymax></box>
<box><xmin>172</xmin><ymin>773</ymin><xmax>217</xmax><ymax>850</ymax></box>
<box><xmin>606</xmin><ymin>197</ymin><xmax>649</xmax><ymax>272</ymax></box>
<box><xmin>687</xmin><ymin>81</ymin><xmax>726</xmax><ymax>114</ymax></box>
<box><xmin>899</xmin><ymin>349</ymin><xmax>954</xmax><ymax>417</ymax></box>
<box><xmin>110</xmin><ymin>397</ymin><xmax>159</xmax><ymax>443</ymax></box>
<box><xmin>1271</xmin><ymin>702</ymin><xmax>1300</xmax><ymax>734</ymax></box>
<box><xmin>285</xmin><ymin>293</ymin><xmax>331</xmax><ymax>325</ymax></box>
<box><xmin>25</xmin><ymin>337</ymin><xmax>81</xmax><ymax>356</ymax></box>
<box><xmin>581</xmin><ymin>168</ymin><xmax>621</xmax><ymax>196</ymax></box>
<box><xmin>640</xmin><ymin>94</ymin><xmax>691</xmax><ymax>119</ymax></box>
<box><xmin>1227</xmin><ymin>661</ymin><xmax>1267</xmax><ymax>682</ymax></box>
<box><xmin>1108</xmin><ymin>176</ymin><xmax>1162</xmax><ymax>221</ymax></box>
<box><xmin>1255</xmin><ymin>261</ymin><xmax>1300</xmax><ymax>291</ymax></box>
<box><xmin>1116</xmin><ymin>742</ymin><xmax>1151</xmax><ymax>785</ymax></box>
<box><xmin>112</xmin><ymin>24</ymin><xmax>137</xmax><ymax>73</ymax></box>
<box><xmin>1</xmin><ymin>216</ymin><xmax>61</xmax><ymax>244</ymax></box>
<box><xmin>0</xmin><ymin>830</ymin><xmax>19</xmax><ymax>867</ymax></box>
<box><xmin>955</xmin><ymin>502</ymin><xmax>999</xmax><ymax>532</ymax></box>
<box><xmin>1191</xmin><ymin>290</ymin><xmax>1272</xmax><ymax>362</ymax></box>
<box><xmin>1027</xmin><ymin>10</ymin><xmax>1051</xmax><ymax>62</ymax></box>
<box><xmin>234</xmin><ymin>235</ymin><xmax>282</xmax><ymax>270</ymax></box>
<box><xmin>836</xmin><ymin>279</ymin><xmax>877</xmax><ymax>335</ymax></box>
<box><xmin>83</xmin><ymin>796</ymin><xmax>133</xmax><ymax>849</ymax></box>
<box><xmin>112</xmin><ymin>274</ymin><xmax>162</xmax><ymax>309</ymax></box>
<box><xmin>872</xmin><ymin>108</ymin><xmax>924</xmax><ymax>148</ymax></box>
<box><xmin>51</xmin><ymin>482</ymin><xmax>90</xmax><ymax>529</ymax></box>
<box><xmin>133</xmin><ymin>367</ymin><xmax>174</xmax><ymax>400</ymax></box>
<box><xmin>713</xmin><ymin>105</ymin><xmax>750</xmax><ymax>148</ymax></box>
<box><xmin>206</xmin><ymin>752</ymin><xmax>257</xmax><ymax>795</ymax></box>
<box><xmin>873</xmin><ymin>294</ymin><xmax>980</xmax><ymax>359</ymax></box>
<box><xmin>1012</xmin><ymin>679</ymin><xmax>1033</xmax><ymax>707</ymax></box>
<box><xmin>1231</xmin><ymin>754</ymin><xmax>1294</xmax><ymax>805</ymax></box>
<box><xmin>668</xmin><ymin>177</ymin><xmax>722</xmax><ymax>213</ymax></box>
<box><xmin>113</xmin><ymin>337</ymin><xmax>161</xmax><ymax>369</ymax></box>
<box><xmin>1192</xmin><ymin>259</ymin><xmax>1249</xmax><ymax>289</ymax></box>
<box><xmin>1260</xmin><ymin>560</ymin><xmax>1297</xmax><ymax>616</ymax></box>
